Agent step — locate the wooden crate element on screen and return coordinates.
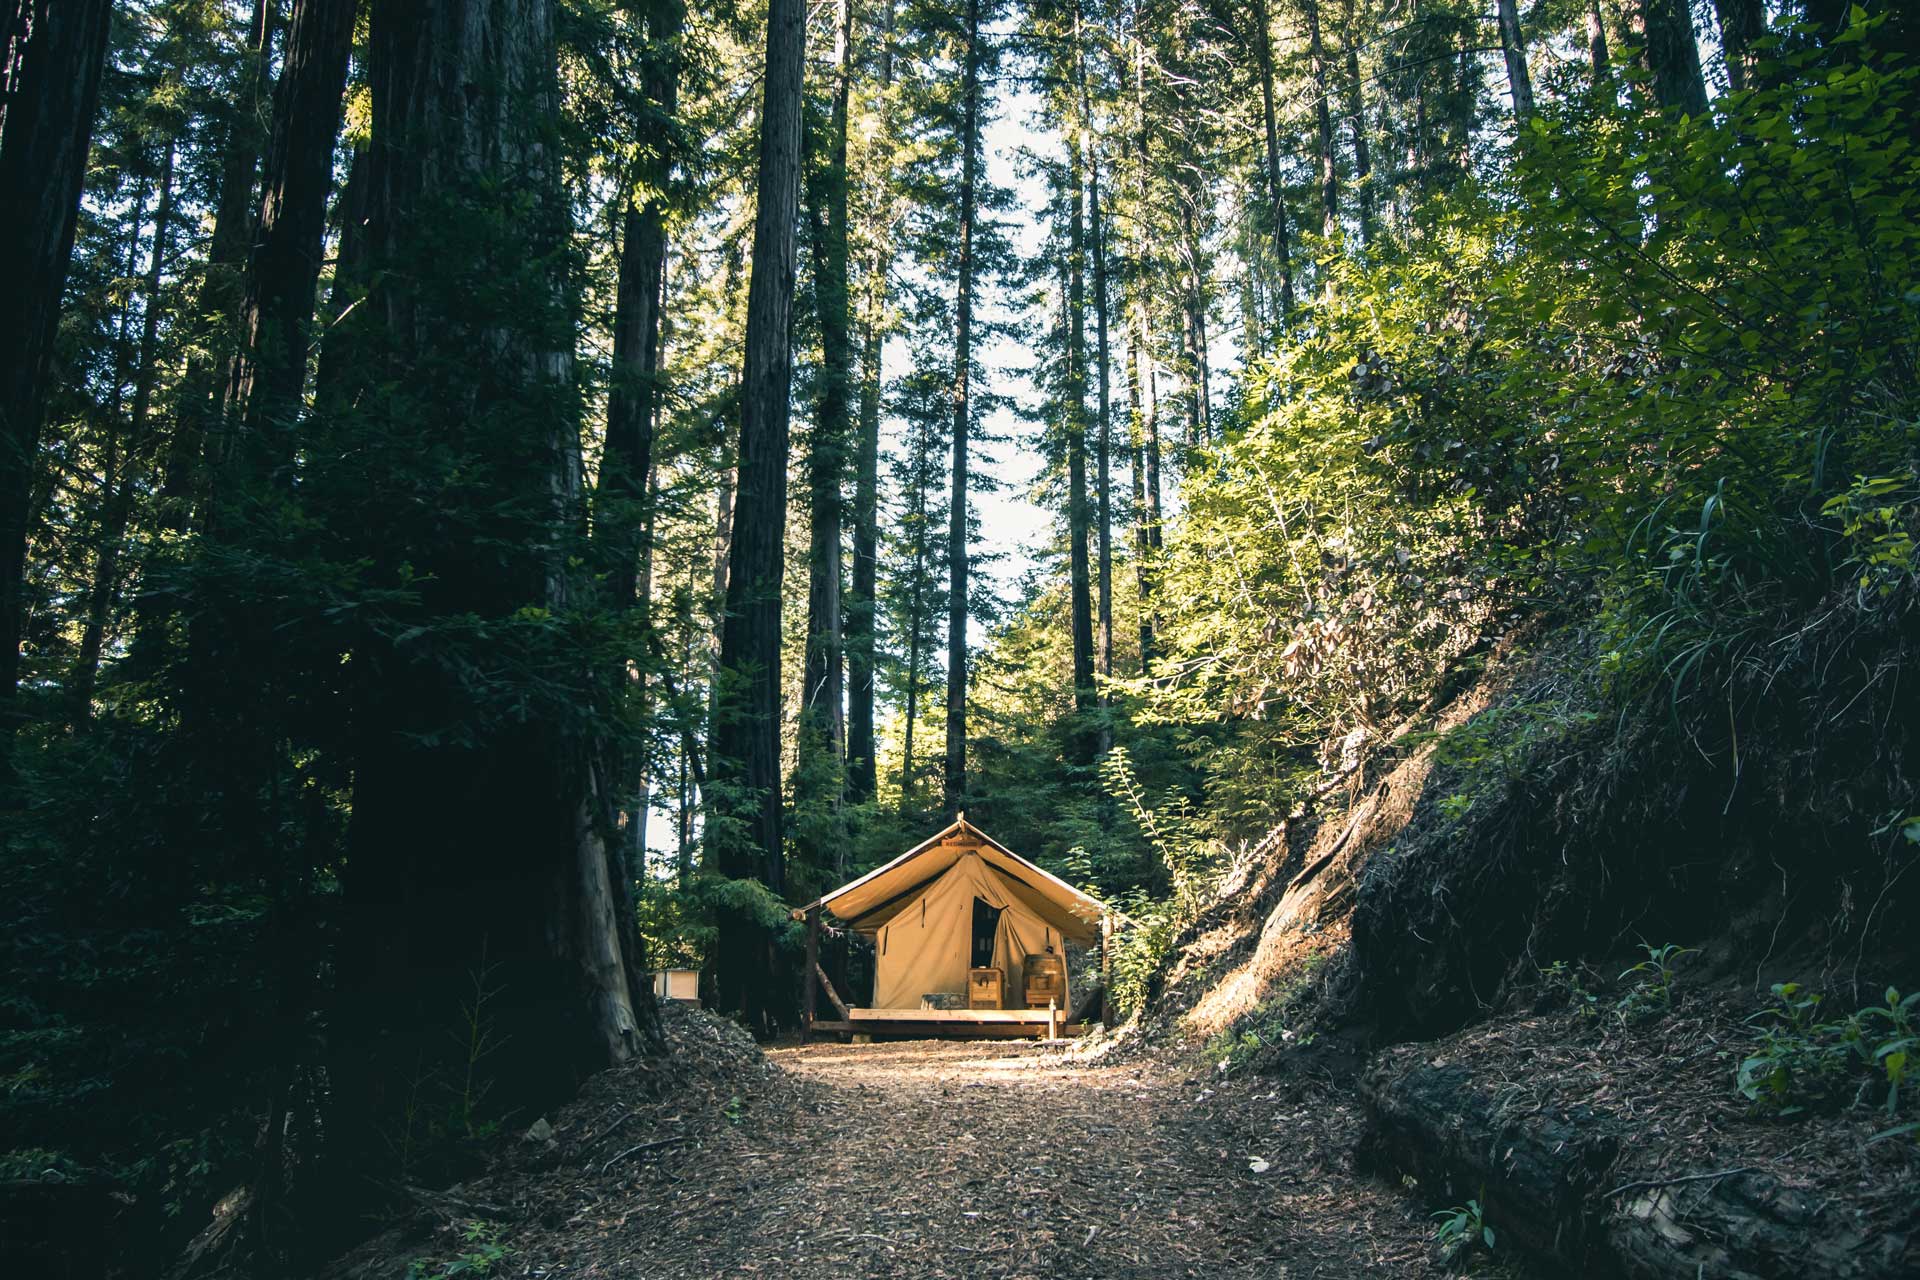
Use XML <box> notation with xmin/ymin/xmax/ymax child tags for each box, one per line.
<box><xmin>1022</xmin><ymin>952</ymin><xmax>1065</xmax><ymax>1008</ymax></box>
<box><xmin>967</xmin><ymin>967</ymin><xmax>1005</xmax><ymax>1010</ymax></box>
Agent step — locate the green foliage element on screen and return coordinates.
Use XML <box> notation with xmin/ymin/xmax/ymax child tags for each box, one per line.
<box><xmin>1098</xmin><ymin>747</ymin><xmax>1228</xmax><ymax>1018</ymax></box>
<box><xmin>1737</xmin><ymin>983</ymin><xmax>1920</xmax><ymax>1120</ymax></box>
<box><xmin>1203</xmin><ymin>952</ymin><xmax>1328</xmax><ymax>1075</ymax></box>
<box><xmin>1538</xmin><ymin>961</ymin><xmax>1601</xmax><ymax>1020</ymax></box>
<box><xmin>1136</xmin><ymin>15</ymin><xmax>1920</xmax><ymax>823</ymax></box>
<box><xmin>1614</xmin><ymin>944</ymin><xmax>1696</xmax><ymax>1024</ymax></box>
<box><xmin>1431</xmin><ymin>1197</ymin><xmax>1495</xmax><ymax>1258</ymax></box>
<box><xmin>384</xmin><ymin>957</ymin><xmax>510</xmax><ymax>1185</ymax></box>
<box><xmin>405</xmin><ymin>1220</ymin><xmax>511</xmax><ymax>1279</ymax></box>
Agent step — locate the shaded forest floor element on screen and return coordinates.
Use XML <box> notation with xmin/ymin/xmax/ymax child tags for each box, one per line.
<box><xmin>328</xmin><ymin>1006</ymin><xmax>1446</xmax><ymax>1279</ymax></box>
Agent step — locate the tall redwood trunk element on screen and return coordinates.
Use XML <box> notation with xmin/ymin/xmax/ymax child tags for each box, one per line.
<box><xmin>1302</xmin><ymin>0</ymin><xmax>1340</xmax><ymax>238</ymax></box>
<box><xmin>335</xmin><ymin>0</ymin><xmax>646</xmax><ymax>1183</ymax></box>
<box><xmin>901</xmin><ymin>417</ymin><xmax>931</xmax><ymax>803</ymax></box>
<box><xmin>0</xmin><ymin>0</ymin><xmax>114</xmax><ymax>749</ymax></box>
<box><xmin>801</xmin><ymin>0</ymin><xmax>855</xmax><ymax>810</ymax></box>
<box><xmin>1496</xmin><ymin>0</ymin><xmax>1536</xmax><ymax>121</ymax></box>
<box><xmin>1087</xmin><ymin>130</ymin><xmax>1113</xmax><ymax>693</ymax></box>
<box><xmin>1243</xmin><ymin>0</ymin><xmax>1294</xmax><ymax>323</ymax></box>
<box><xmin>1339</xmin><ymin>0</ymin><xmax>1375</xmax><ymax>245</ymax></box>
<box><xmin>602</xmin><ymin>0</ymin><xmax>686</xmax><ymax>874</ymax></box>
<box><xmin>944</xmin><ymin>0</ymin><xmax>983</xmax><ymax>814</ymax></box>
<box><xmin>221</xmin><ymin>0</ymin><xmax>356</xmax><ymax>469</ymax></box>
<box><xmin>155</xmin><ymin>0</ymin><xmax>275</xmax><ymax>524</ymax></box>
<box><xmin>847</xmin><ymin>0</ymin><xmax>896</xmax><ymax>808</ymax></box>
<box><xmin>74</xmin><ymin>143</ymin><xmax>176</xmax><ymax>721</ymax></box>
<box><xmin>1127</xmin><ymin>334</ymin><xmax>1151</xmax><ymax>674</ymax></box>
<box><xmin>1584</xmin><ymin>0</ymin><xmax>1611</xmax><ymax>79</ymax></box>
<box><xmin>1711</xmin><ymin>0</ymin><xmax>1762</xmax><ymax>92</ymax></box>
<box><xmin>711</xmin><ymin>0</ymin><xmax>806</xmax><ymax>1030</ymax></box>
<box><xmin>1066</xmin><ymin>132</ymin><xmax>1095</xmax><ymax>726</ymax></box>
<box><xmin>1638</xmin><ymin>0</ymin><xmax>1708</xmax><ymax>116</ymax></box>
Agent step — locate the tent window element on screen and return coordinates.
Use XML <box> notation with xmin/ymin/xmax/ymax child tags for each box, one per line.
<box><xmin>970</xmin><ymin>897</ymin><xmax>1003</xmax><ymax>970</ymax></box>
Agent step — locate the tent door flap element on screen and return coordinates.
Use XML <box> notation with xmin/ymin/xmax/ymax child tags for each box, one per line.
<box><xmin>970</xmin><ymin>897</ymin><xmax>1003</xmax><ymax>970</ymax></box>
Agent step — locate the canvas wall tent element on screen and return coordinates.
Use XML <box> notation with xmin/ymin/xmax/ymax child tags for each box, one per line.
<box><xmin>793</xmin><ymin>816</ymin><xmax>1117</xmax><ymax>1039</ymax></box>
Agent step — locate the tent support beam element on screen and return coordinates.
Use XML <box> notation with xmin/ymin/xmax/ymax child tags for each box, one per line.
<box><xmin>802</xmin><ymin>906</ymin><xmax>821</xmax><ymax>1042</ymax></box>
<box><xmin>1100</xmin><ymin>913</ymin><xmax>1112</xmax><ymax>1026</ymax></box>
<box><xmin>814</xmin><ymin>960</ymin><xmax>850</xmax><ymax>1018</ymax></box>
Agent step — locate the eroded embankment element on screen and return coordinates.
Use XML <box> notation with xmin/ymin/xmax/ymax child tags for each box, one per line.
<box><xmin>1129</xmin><ymin>602</ymin><xmax>1920</xmax><ymax>1278</ymax></box>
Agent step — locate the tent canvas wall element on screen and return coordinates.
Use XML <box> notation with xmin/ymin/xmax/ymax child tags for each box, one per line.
<box><xmin>870</xmin><ymin>851</ymin><xmax>1067</xmax><ymax>1009</ymax></box>
<box><xmin>795</xmin><ymin>817</ymin><xmax>1114</xmax><ymax>1031</ymax></box>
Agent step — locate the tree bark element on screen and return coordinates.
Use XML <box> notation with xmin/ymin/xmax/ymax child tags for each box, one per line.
<box><xmin>1587</xmin><ymin>0</ymin><xmax>1612</xmax><ymax>80</ymax></box>
<box><xmin>221</xmin><ymin>0</ymin><xmax>357</xmax><ymax>473</ymax></box>
<box><xmin>1496</xmin><ymin>0</ymin><xmax>1536</xmax><ymax>122</ymax></box>
<box><xmin>0</xmin><ymin>0</ymin><xmax>114</xmax><ymax>751</ymax></box>
<box><xmin>1638</xmin><ymin>0</ymin><xmax>1708</xmax><ymax>117</ymax></box>
<box><xmin>1338</xmin><ymin>1</ymin><xmax>1375</xmax><ymax>246</ymax></box>
<box><xmin>602</xmin><ymin>0</ymin><xmax>686</xmax><ymax>877</ymax></box>
<box><xmin>1127</xmin><ymin>333</ymin><xmax>1151</xmax><ymax>674</ymax></box>
<box><xmin>156</xmin><ymin>0</ymin><xmax>276</xmax><ymax>526</ymax></box>
<box><xmin>800</xmin><ymin>0</ymin><xmax>855</xmax><ymax>811</ymax></box>
<box><xmin>312</xmin><ymin>144</ymin><xmax>370</xmax><ymax>415</ymax></box>
<box><xmin>711</xmin><ymin>0</ymin><xmax>806</xmax><ymax>1030</ymax></box>
<box><xmin>1243</xmin><ymin>0</ymin><xmax>1295</xmax><ymax>323</ymax></box>
<box><xmin>1088</xmin><ymin>137</ymin><xmax>1113</xmax><ymax>694</ymax></box>
<box><xmin>334</xmin><ymin>0</ymin><xmax>646</xmax><ymax>1187</ymax></box>
<box><xmin>846</xmin><ymin>0</ymin><xmax>896</xmax><ymax>809</ymax></box>
<box><xmin>1066</xmin><ymin>134</ymin><xmax>1096</xmax><ymax>726</ymax></box>
<box><xmin>1711</xmin><ymin>0</ymin><xmax>1763</xmax><ymax>92</ymax></box>
<box><xmin>74</xmin><ymin>142</ymin><xmax>176</xmax><ymax>721</ymax></box>
<box><xmin>1301</xmin><ymin>0</ymin><xmax>1340</xmax><ymax>238</ymax></box>
<box><xmin>943</xmin><ymin>0</ymin><xmax>982</xmax><ymax>814</ymax></box>
<box><xmin>901</xmin><ymin>415</ymin><xmax>931</xmax><ymax>803</ymax></box>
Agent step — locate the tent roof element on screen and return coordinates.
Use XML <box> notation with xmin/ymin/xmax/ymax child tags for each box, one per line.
<box><xmin>793</xmin><ymin>816</ymin><xmax>1114</xmax><ymax>943</ymax></box>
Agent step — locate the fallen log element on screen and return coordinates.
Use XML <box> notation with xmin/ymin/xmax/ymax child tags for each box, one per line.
<box><xmin>1609</xmin><ymin>1167</ymin><xmax>1917</xmax><ymax>1279</ymax></box>
<box><xmin>1356</xmin><ymin>1053</ymin><xmax>1920</xmax><ymax>1279</ymax></box>
<box><xmin>1355</xmin><ymin>1054</ymin><xmax>1619</xmax><ymax>1273</ymax></box>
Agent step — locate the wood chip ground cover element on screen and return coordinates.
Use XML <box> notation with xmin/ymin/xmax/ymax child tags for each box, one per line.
<box><xmin>328</xmin><ymin>1005</ymin><xmax>1442</xmax><ymax>1278</ymax></box>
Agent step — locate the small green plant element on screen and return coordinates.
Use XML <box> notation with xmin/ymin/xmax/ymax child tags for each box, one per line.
<box><xmin>1860</xmin><ymin>987</ymin><xmax>1919</xmax><ymax>1115</ymax></box>
<box><xmin>1738</xmin><ymin>984</ymin><xmax>1920</xmax><ymax>1121</ymax></box>
<box><xmin>723</xmin><ymin>1093</ymin><xmax>745</xmax><ymax>1126</ymax></box>
<box><xmin>1540</xmin><ymin>960</ymin><xmax>1600</xmax><ymax>1019</ymax></box>
<box><xmin>405</xmin><ymin>1220</ymin><xmax>510</xmax><ymax>1278</ymax></box>
<box><xmin>1431</xmin><ymin>1197</ymin><xmax>1494</xmax><ymax>1260</ymax></box>
<box><xmin>1737</xmin><ymin>983</ymin><xmax>1843</xmax><ymax>1115</ymax></box>
<box><xmin>1615</xmin><ymin>943</ymin><xmax>1695</xmax><ymax>1023</ymax></box>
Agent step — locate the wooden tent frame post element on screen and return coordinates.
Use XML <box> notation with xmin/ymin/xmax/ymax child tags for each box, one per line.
<box><xmin>802</xmin><ymin>905</ymin><xmax>821</xmax><ymax>1043</ymax></box>
<box><xmin>1100</xmin><ymin>912</ymin><xmax>1112</xmax><ymax>1026</ymax></box>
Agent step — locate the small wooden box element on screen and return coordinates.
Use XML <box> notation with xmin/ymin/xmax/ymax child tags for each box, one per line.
<box><xmin>1023</xmin><ymin>952</ymin><xmax>1065</xmax><ymax>1008</ymax></box>
<box><xmin>967</xmin><ymin>967</ymin><xmax>1005</xmax><ymax>1010</ymax></box>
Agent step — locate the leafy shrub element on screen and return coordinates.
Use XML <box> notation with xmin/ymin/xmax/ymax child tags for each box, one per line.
<box><xmin>1615</xmin><ymin>944</ymin><xmax>1696</xmax><ymax>1024</ymax></box>
<box><xmin>406</xmin><ymin>1220</ymin><xmax>510</xmax><ymax>1278</ymax></box>
<box><xmin>1099</xmin><ymin>747</ymin><xmax>1230</xmax><ymax>1018</ymax></box>
<box><xmin>1431</xmin><ymin>1197</ymin><xmax>1494</xmax><ymax>1260</ymax></box>
<box><xmin>1738</xmin><ymin>983</ymin><xmax>1919</xmax><ymax>1121</ymax></box>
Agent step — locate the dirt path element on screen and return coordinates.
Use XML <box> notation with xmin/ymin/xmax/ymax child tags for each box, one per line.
<box><xmin>507</xmin><ymin>1037</ymin><xmax>1435</xmax><ymax>1279</ymax></box>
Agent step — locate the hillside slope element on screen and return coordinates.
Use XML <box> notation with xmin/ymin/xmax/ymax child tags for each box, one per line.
<box><xmin>1126</xmin><ymin>591</ymin><xmax>1920</xmax><ymax>1276</ymax></box>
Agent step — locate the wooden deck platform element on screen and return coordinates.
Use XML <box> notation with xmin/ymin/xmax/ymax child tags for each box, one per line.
<box><xmin>808</xmin><ymin>1007</ymin><xmax>1091</xmax><ymax>1041</ymax></box>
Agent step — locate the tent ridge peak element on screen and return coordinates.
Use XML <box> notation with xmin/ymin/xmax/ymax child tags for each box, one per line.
<box><xmin>788</xmin><ymin>817</ymin><xmax>1120</xmax><ymax>936</ymax></box>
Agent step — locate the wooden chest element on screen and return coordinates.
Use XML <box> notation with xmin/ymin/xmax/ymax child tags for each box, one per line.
<box><xmin>1023</xmin><ymin>951</ymin><xmax>1065</xmax><ymax>1007</ymax></box>
<box><xmin>967</xmin><ymin>967</ymin><xmax>1005</xmax><ymax>1010</ymax></box>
